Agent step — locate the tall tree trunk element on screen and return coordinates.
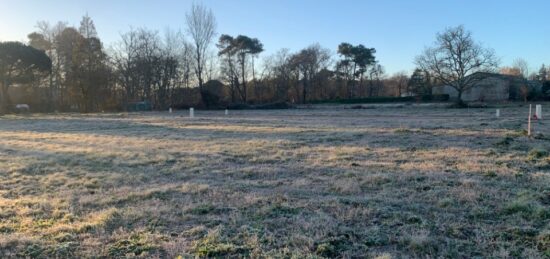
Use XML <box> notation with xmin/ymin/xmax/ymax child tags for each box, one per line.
<box><xmin>349</xmin><ymin>63</ymin><xmax>357</xmax><ymax>99</ymax></box>
<box><xmin>0</xmin><ymin>76</ymin><xmax>13</xmax><ymax>113</ymax></box>
<box><xmin>1</xmin><ymin>84</ymin><xmax>11</xmax><ymax>113</ymax></box>
<box><xmin>48</xmin><ymin>70</ymin><xmax>54</xmax><ymax>111</ymax></box>
<box><xmin>359</xmin><ymin>73</ymin><xmax>364</xmax><ymax>97</ymax></box>
<box><xmin>196</xmin><ymin>47</ymin><xmax>203</xmax><ymax>89</ymax></box>
<box><xmin>230</xmin><ymin>79</ymin><xmax>235</xmax><ymax>103</ymax></box>
<box><xmin>252</xmin><ymin>57</ymin><xmax>256</xmax><ymax>102</ymax></box>
<box><xmin>302</xmin><ymin>72</ymin><xmax>307</xmax><ymax>104</ymax></box>
<box><xmin>241</xmin><ymin>59</ymin><xmax>247</xmax><ymax>103</ymax></box>
<box><xmin>0</xmin><ymin>81</ymin><xmax>5</xmax><ymax>113</ymax></box>
<box><xmin>368</xmin><ymin>79</ymin><xmax>374</xmax><ymax>97</ymax></box>
<box><xmin>196</xmin><ymin>47</ymin><xmax>208</xmax><ymax>107</ymax></box>
<box><xmin>398</xmin><ymin>83</ymin><xmax>402</xmax><ymax>97</ymax></box>
<box><xmin>457</xmin><ymin>89</ymin><xmax>464</xmax><ymax>106</ymax></box>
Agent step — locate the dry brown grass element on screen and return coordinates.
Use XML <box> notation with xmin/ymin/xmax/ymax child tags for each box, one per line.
<box><xmin>0</xmin><ymin>104</ymin><xmax>549</xmax><ymax>258</ymax></box>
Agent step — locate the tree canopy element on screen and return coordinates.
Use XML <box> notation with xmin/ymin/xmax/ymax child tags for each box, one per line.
<box><xmin>337</xmin><ymin>43</ymin><xmax>376</xmax><ymax>98</ymax></box>
<box><xmin>0</xmin><ymin>41</ymin><xmax>51</xmax><ymax>112</ymax></box>
<box><xmin>8</xmin><ymin>9</ymin><xmax>546</xmax><ymax>113</ymax></box>
<box><xmin>217</xmin><ymin>34</ymin><xmax>263</xmax><ymax>103</ymax></box>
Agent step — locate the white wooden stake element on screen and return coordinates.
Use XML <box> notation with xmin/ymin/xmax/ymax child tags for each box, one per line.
<box><xmin>169</xmin><ymin>107</ymin><xmax>172</xmax><ymax>113</ymax></box>
<box><xmin>189</xmin><ymin>107</ymin><xmax>194</xmax><ymax>118</ymax></box>
<box><xmin>496</xmin><ymin>109</ymin><xmax>500</xmax><ymax>118</ymax></box>
<box><xmin>528</xmin><ymin>104</ymin><xmax>532</xmax><ymax>136</ymax></box>
<box><xmin>536</xmin><ymin>104</ymin><xmax>542</xmax><ymax>119</ymax></box>
<box><xmin>225</xmin><ymin>109</ymin><xmax>229</xmax><ymax>115</ymax></box>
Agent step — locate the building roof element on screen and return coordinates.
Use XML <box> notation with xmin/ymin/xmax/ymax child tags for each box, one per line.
<box><xmin>466</xmin><ymin>71</ymin><xmax>523</xmax><ymax>81</ymax></box>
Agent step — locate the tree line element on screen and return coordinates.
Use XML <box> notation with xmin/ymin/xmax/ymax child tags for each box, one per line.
<box><xmin>1</xmin><ymin>4</ymin><xmax>549</xmax><ymax>113</ymax></box>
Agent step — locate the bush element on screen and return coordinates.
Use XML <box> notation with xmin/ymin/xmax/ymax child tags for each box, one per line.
<box><xmin>201</xmin><ymin>80</ymin><xmax>226</xmax><ymax>108</ymax></box>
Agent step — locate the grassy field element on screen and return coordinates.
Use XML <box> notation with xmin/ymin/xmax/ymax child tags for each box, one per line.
<box><xmin>0</xmin><ymin>104</ymin><xmax>549</xmax><ymax>258</ymax></box>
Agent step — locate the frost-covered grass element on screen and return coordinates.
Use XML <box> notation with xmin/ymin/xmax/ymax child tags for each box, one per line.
<box><xmin>0</xmin><ymin>104</ymin><xmax>549</xmax><ymax>258</ymax></box>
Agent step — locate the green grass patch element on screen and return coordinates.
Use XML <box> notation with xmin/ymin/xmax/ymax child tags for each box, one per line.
<box><xmin>187</xmin><ymin>204</ymin><xmax>216</xmax><ymax>215</ymax></box>
<box><xmin>527</xmin><ymin>148</ymin><xmax>548</xmax><ymax>161</ymax></box>
<box><xmin>108</xmin><ymin>233</ymin><xmax>160</xmax><ymax>257</ymax></box>
<box><xmin>193</xmin><ymin>230</ymin><xmax>250</xmax><ymax>257</ymax></box>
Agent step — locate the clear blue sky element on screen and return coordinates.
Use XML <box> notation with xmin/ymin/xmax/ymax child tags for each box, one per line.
<box><xmin>1</xmin><ymin>0</ymin><xmax>549</xmax><ymax>75</ymax></box>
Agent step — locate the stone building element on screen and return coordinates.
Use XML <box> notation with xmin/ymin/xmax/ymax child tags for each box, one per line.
<box><xmin>433</xmin><ymin>72</ymin><xmax>541</xmax><ymax>102</ymax></box>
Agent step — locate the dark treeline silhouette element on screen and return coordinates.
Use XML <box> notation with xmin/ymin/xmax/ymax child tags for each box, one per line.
<box><xmin>1</xmin><ymin>4</ymin><xmax>550</xmax><ymax>113</ymax></box>
<box><xmin>0</xmin><ymin>42</ymin><xmax>51</xmax><ymax>112</ymax></box>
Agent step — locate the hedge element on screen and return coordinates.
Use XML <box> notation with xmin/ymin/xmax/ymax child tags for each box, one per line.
<box><xmin>311</xmin><ymin>94</ymin><xmax>449</xmax><ymax>104</ymax></box>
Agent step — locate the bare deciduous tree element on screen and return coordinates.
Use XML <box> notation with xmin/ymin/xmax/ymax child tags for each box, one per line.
<box><xmin>28</xmin><ymin>21</ymin><xmax>67</xmax><ymax>110</ymax></box>
<box><xmin>289</xmin><ymin>44</ymin><xmax>331</xmax><ymax>104</ymax></box>
<box><xmin>262</xmin><ymin>48</ymin><xmax>293</xmax><ymax>102</ymax></box>
<box><xmin>185</xmin><ymin>3</ymin><xmax>216</xmax><ymax>93</ymax></box>
<box><xmin>512</xmin><ymin>58</ymin><xmax>529</xmax><ymax>79</ymax></box>
<box><xmin>113</xmin><ymin>27</ymin><xmax>190</xmax><ymax>110</ymax></box>
<box><xmin>415</xmin><ymin>25</ymin><xmax>498</xmax><ymax>104</ymax></box>
<box><xmin>367</xmin><ymin>62</ymin><xmax>385</xmax><ymax>97</ymax></box>
<box><xmin>387</xmin><ymin>71</ymin><xmax>409</xmax><ymax>97</ymax></box>
<box><xmin>500</xmin><ymin>66</ymin><xmax>522</xmax><ymax>77</ymax></box>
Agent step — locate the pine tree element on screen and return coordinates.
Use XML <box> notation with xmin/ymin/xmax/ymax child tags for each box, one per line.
<box><xmin>538</xmin><ymin>64</ymin><xmax>547</xmax><ymax>81</ymax></box>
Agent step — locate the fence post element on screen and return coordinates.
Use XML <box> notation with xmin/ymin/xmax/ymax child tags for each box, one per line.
<box><xmin>528</xmin><ymin>104</ymin><xmax>532</xmax><ymax>136</ymax></box>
